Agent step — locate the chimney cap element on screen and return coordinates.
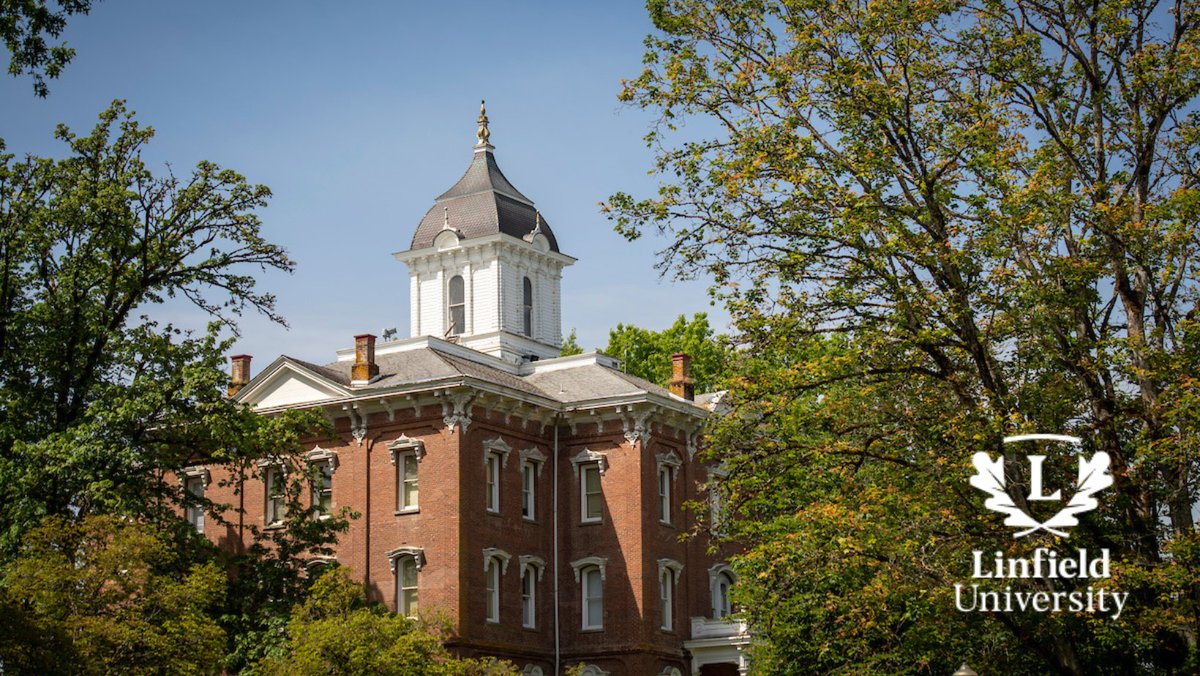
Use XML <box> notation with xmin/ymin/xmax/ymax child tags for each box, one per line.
<box><xmin>230</xmin><ymin>354</ymin><xmax>252</xmax><ymax>360</ymax></box>
<box><xmin>354</xmin><ymin>333</ymin><xmax>377</xmax><ymax>340</ymax></box>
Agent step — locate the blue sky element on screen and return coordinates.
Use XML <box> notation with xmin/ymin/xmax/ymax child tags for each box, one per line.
<box><xmin>0</xmin><ymin>1</ymin><xmax>727</xmax><ymax>365</ymax></box>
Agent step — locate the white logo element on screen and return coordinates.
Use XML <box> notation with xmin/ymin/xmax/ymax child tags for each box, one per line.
<box><xmin>969</xmin><ymin>434</ymin><xmax>1112</xmax><ymax>538</ymax></box>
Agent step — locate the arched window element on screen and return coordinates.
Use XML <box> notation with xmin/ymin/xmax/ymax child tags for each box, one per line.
<box><xmin>660</xmin><ymin>567</ymin><xmax>675</xmax><ymax>630</ymax></box>
<box><xmin>522</xmin><ymin>276</ymin><xmax>533</xmax><ymax>337</ymax></box>
<box><xmin>485</xmin><ymin>556</ymin><xmax>501</xmax><ymax>623</ymax></box>
<box><xmin>713</xmin><ymin>569</ymin><xmax>734</xmax><ymax>618</ymax></box>
<box><xmin>482</xmin><ymin>548</ymin><xmax>511</xmax><ymax>624</ymax></box>
<box><xmin>448</xmin><ymin>275</ymin><xmax>466</xmax><ymax>336</ymax></box>
<box><xmin>396</xmin><ymin>556</ymin><xmax>420</xmax><ymax>617</ymax></box>
<box><xmin>582</xmin><ymin>566</ymin><xmax>603</xmax><ymax>629</ymax></box>
<box><xmin>522</xmin><ymin>566</ymin><xmax>536</xmax><ymax>628</ymax></box>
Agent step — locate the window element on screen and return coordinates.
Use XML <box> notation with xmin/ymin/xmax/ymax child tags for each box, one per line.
<box><xmin>265</xmin><ymin>466</ymin><xmax>285</xmax><ymax>526</ymax></box>
<box><xmin>522</xmin><ymin>461</ymin><xmax>537</xmax><ymax>520</ymax></box>
<box><xmin>485</xmin><ymin>557</ymin><xmax>501</xmax><ymax>623</ymax></box>
<box><xmin>582</xmin><ymin>566</ymin><xmax>603</xmax><ymax>629</ymax></box>
<box><xmin>396</xmin><ymin>556</ymin><xmax>419</xmax><ymax>618</ymax></box>
<box><xmin>713</xmin><ymin>570</ymin><xmax>734</xmax><ymax>619</ymax></box>
<box><xmin>658</xmin><ymin>559</ymin><xmax>682</xmax><ymax>631</ymax></box>
<box><xmin>522</xmin><ymin>567</ymin><xmax>536</xmax><ymax>628</ymax></box>
<box><xmin>448</xmin><ymin>275</ymin><xmax>465</xmax><ymax>336</ymax></box>
<box><xmin>658</xmin><ymin>466</ymin><xmax>672</xmax><ymax>524</ymax></box>
<box><xmin>184</xmin><ymin>474</ymin><xmax>205</xmax><ymax>533</ymax></box>
<box><xmin>522</xmin><ymin>276</ymin><xmax>533</xmax><ymax>337</ymax></box>
<box><xmin>312</xmin><ymin>460</ymin><xmax>333</xmax><ymax>517</ymax></box>
<box><xmin>397</xmin><ymin>451</ymin><xmax>419</xmax><ymax>511</ymax></box>
<box><xmin>581</xmin><ymin>464</ymin><xmax>602</xmax><ymax>523</ymax></box>
<box><xmin>486</xmin><ymin>452</ymin><xmax>501</xmax><ymax>513</ymax></box>
<box><xmin>660</xmin><ymin>568</ymin><xmax>675</xmax><ymax>630</ymax></box>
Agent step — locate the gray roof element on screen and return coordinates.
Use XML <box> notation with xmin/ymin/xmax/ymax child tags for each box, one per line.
<box><xmin>280</xmin><ymin>348</ymin><xmax>699</xmax><ymax>410</ymax></box>
<box><xmin>409</xmin><ymin>149</ymin><xmax>560</xmax><ymax>252</ymax></box>
<box><xmin>521</xmin><ymin>362</ymin><xmax>679</xmax><ymax>404</ymax></box>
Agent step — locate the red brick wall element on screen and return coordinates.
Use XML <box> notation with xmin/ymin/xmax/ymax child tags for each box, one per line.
<box><xmin>186</xmin><ymin>396</ymin><xmax>727</xmax><ymax>675</ymax></box>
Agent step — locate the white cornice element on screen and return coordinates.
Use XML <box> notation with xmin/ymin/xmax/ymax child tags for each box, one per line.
<box><xmin>393</xmin><ymin>232</ymin><xmax>577</xmax><ymax>266</ymax></box>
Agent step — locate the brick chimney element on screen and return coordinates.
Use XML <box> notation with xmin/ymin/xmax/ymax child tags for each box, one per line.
<box><xmin>668</xmin><ymin>353</ymin><xmax>695</xmax><ymax>401</ymax></box>
<box><xmin>352</xmin><ymin>334</ymin><xmax>379</xmax><ymax>383</ymax></box>
<box><xmin>229</xmin><ymin>354</ymin><xmax>252</xmax><ymax>397</ymax></box>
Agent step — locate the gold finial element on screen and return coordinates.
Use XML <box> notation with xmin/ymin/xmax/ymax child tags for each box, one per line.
<box><xmin>476</xmin><ymin>99</ymin><xmax>491</xmax><ymax>147</ymax></box>
<box><xmin>533</xmin><ymin>210</ymin><xmax>542</xmax><ymax>234</ymax></box>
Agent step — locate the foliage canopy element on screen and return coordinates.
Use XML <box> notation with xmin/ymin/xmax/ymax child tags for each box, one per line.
<box><xmin>612</xmin><ymin>0</ymin><xmax>1200</xmax><ymax>672</ymax></box>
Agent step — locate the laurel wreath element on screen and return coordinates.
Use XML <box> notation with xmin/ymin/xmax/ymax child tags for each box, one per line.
<box><xmin>969</xmin><ymin>451</ymin><xmax>1112</xmax><ymax>538</ymax></box>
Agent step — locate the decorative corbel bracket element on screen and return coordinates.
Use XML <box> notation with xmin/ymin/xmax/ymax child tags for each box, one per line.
<box><xmin>441</xmin><ymin>390</ymin><xmax>475</xmax><ymax>433</ymax></box>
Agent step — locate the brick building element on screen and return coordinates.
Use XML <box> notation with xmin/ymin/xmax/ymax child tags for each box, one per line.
<box><xmin>187</xmin><ymin>104</ymin><xmax>750</xmax><ymax>675</ymax></box>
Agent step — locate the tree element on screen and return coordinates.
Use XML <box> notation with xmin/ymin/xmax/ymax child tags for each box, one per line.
<box><xmin>0</xmin><ymin>100</ymin><xmax>299</xmax><ymax>546</ymax></box>
<box><xmin>258</xmin><ymin>567</ymin><xmax>517</xmax><ymax>676</ymax></box>
<box><xmin>1</xmin><ymin>0</ymin><xmax>97</xmax><ymax>96</ymax></box>
<box><xmin>603</xmin><ymin>313</ymin><xmax>729</xmax><ymax>393</ymax></box>
<box><xmin>0</xmin><ymin>102</ymin><xmax>352</xmax><ymax>670</ymax></box>
<box><xmin>560</xmin><ymin>328</ymin><xmax>584</xmax><ymax>356</ymax></box>
<box><xmin>610</xmin><ymin>0</ymin><xmax>1200</xmax><ymax>672</ymax></box>
<box><xmin>0</xmin><ymin>515</ymin><xmax>226</xmax><ymax>674</ymax></box>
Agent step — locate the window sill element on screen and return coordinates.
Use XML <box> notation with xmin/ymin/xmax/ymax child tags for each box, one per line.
<box><xmin>264</xmin><ymin>522</ymin><xmax>286</xmax><ymax>531</ymax></box>
<box><xmin>395</xmin><ymin>507</ymin><xmax>420</xmax><ymax>516</ymax></box>
<box><xmin>486</xmin><ymin>509</ymin><xmax>501</xmax><ymax>516</ymax></box>
<box><xmin>486</xmin><ymin>619</ymin><xmax>500</xmax><ymax>625</ymax></box>
<box><xmin>659</xmin><ymin>520</ymin><xmax>674</xmax><ymax>527</ymax></box>
<box><xmin>580</xmin><ymin>626</ymin><xmax>603</xmax><ymax>633</ymax></box>
<box><xmin>579</xmin><ymin>519</ymin><xmax>602</xmax><ymax>526</ymax></box>
<box><xmin>522</xmin><ymin>624</ymin><xmax>537</xmax><ymax>632</ymax></box>
<box><xmin>522</xmin><ymin>516</ymin><xmax>537</xmax><ymax>523</ymax></box>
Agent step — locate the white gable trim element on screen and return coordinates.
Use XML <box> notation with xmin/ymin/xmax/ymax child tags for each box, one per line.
<box><xmin>236</xmin><ymin>359</ymin><xmax>349</xmax><ymax>410</ymax></box>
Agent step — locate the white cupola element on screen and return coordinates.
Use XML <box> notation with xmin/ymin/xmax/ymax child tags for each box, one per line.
<box><xmin>393</xmin><ymin>101</ymin><xmax>575</xmax><ymax>363</ymax></box>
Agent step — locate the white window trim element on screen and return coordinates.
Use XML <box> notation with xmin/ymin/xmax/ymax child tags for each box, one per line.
<box><xmin>521</xmin><ymin>460</ymin><xmax>538</xmax><ymax>521</ymax></box>
<box><xmin>387</xmin><ymin>546</ymin><xmax>427</xmax><ymax>573</ymax></box>
<box><xmin>259</xmin><ymin>462</ymin><xmax>288</xmax><ymax>527</ymax></box>
<box><xmin>394</xmin><ymin>449</ymin><xmax>421</xmax><ymax>514</ymax></box>
<box><xmin>305</xmin><ymin>556</ymin><xmax>336</xmax><ymax>575</ymax></box>
<box><xmin>390</xmin><ymin>548</ymin><xmax>423</xmax><ymax>618</ymax></box>
<box><xmin>519</xmin><ymin>554</ymin><xmax>546</xmax><ymax>581</ymax></box>
<box><xmin>484</xmin><ymin>438</ymin><xmax>512</xmax><ymax>515</ymax></box>
<box><xmin>485</xmin><ymin>557</ymin><xmax>502</xmax><ymax>624</ymax></box>
<box><xmin>708</xmin><ymin>465</ymin><xmax>729</xmax><ymax>535</ymax></box>
<box><xmin>482</xmin><ymin>547</ymin><xmax>512</xmax><ymax>574</ymax></box>
<box><xmin>390</xmin><ymin>435</ymin><xmax>425</xmax><ymax>514</ymax></box>
<box><xmin>483</xmin><ymin>437</ymin><xmax>512</xmax><ymax>467</ymax></box>
<box><xmin>519</xmin><ymin>446</ymin><xmax>547</xmax><ymax>472</ymax></box>
<box><xmin>657</xmin><ymin>465</ymin><xmax>674</xmax><ymax>525</ymax></box>
<box><xmin>180</xmin><ymin>467</ymin><xmax>210</xmax><ymax>533</ymax></box>
<box><xmin>569</xmin><ymin>448</ymin><xmax>607</xmax><ymax>475</ymax></box>
<box><xmin>482</xmin><ymin>548</ymin><xmax>510</xmax><ymax>624</ymax></box>
<box><xmin>579</xmin><ymin>463</ymin><xmax>603</xmax><ymax>524</ymax></box>
<box><xmin>447</xmin><ymin>273</ymin><xmax>467</xmax><ymax>336</ymax></box>
<box><xmin>521</xmin><ymin>563</ymin><xmax>538</xmax><ymax>629</ymax></box>
<box><xmin>307</xmin><ymin>447</ymin><xmax>337</xmax><ymax>519</ymax></box>
<box><xmin>709</xmin><ymin>563</ymin><xmax>736</xmax><ymax>619</ymax></box>
<box><xmin>306</xmin><ymin>445</ymin><xmax>339</xmax><ymax>469</ymax></box>
<box><xmin>580</xmin><ymin>566</ymin><xmax>605</xmax><ymax>631</ymax></box>
<box><xmin>657</xmin><ymin>558</ymin><xmax>683</xmax><ymax>631</ymax></box>
<box><xmin>388</xmin><ymin>434</ymin><xmax>426</xmax><ymax>462</ymax></box>
<box><xmin>180</xmin><ymin>466</ymin><xmax>212</xmax><ymax>487</ymax></box>
<box><xmin>570</xmin><ymin>556</ymin><xmax>608</xmax><ymax>582</ymax></box>
<box><xmin>660</xmin><ymin>569</ymin><xmax>675</xmax><ymax>631</ymax></box>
